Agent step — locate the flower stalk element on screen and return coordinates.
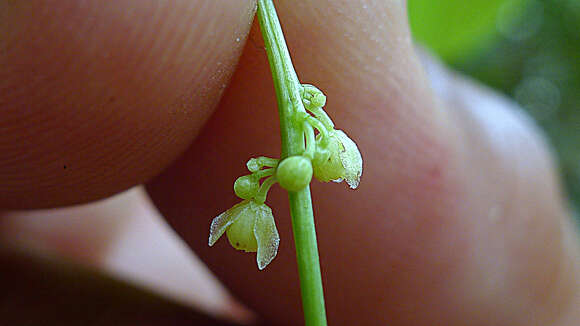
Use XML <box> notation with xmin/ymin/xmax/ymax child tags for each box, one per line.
<box><xmin>256</xmin><ymin>1</ymin><xmax>328</xmax><ymax>325</ymax></box>
<box><xmin>208</xmin><ymin>1</ymin><xmax>362</xmax><ymax>325</ymax></box>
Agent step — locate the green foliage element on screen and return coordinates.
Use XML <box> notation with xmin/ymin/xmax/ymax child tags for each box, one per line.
<box><xmin>409</xmin><ymin>0</ymin><xmax>580</xmax><ymax>216</ymax></box>
<box><xmin>409</xmin><ymin>0</ymin><xmax>528</xmax><ymax>61</ymax></box>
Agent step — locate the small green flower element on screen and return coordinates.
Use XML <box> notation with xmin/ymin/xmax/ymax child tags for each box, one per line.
<box><xmin>208</xmin><ymin>199</ymin><xmax>280</xmax><ymax>270</ymax></box>
<box><xmin>313</xmin><ymin>129</ymin><xmax>363</xmax><ymax>189</ymax></box>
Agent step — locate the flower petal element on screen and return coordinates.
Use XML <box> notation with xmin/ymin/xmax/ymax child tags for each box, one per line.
<box><xmin>335</xmin><ymin>130</ymin><xmax>363</xmax><ymax>189</ymax></box>
<box><xmin>208</xmin><ymin>200</ymin><xmax>250</xmax><ymax>246</ymax></box>
<box><xmin>253</xmin><ymin>203</ymin><xmax>280</xmax><ymax>270</ymax></box>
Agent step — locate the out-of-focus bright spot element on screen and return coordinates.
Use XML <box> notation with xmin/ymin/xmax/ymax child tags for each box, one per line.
<box><xmin>564</xmin><ymin>0</ymin><xmax>580</xmax><ymax>33</ymax></box>
<box><xmin>497</xmin><ymin>0</ymin><xmax>544</xmax><ymax>41</ymax></box>
<box><xmin>524</xmin><ymin>53</ymin><xmax>571</xmax><ymax>84</ymax></box>
<box><xmin>570</xmin><ymin>99</ymin><xmax>580</xmax><ymax>129</ymax></box>
<box><xmin>514</xmin><ymin>77</ymin><xmax>561</xmax><ymax>120</ymax></box>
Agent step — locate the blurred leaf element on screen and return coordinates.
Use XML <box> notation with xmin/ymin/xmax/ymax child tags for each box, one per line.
<box><xmin>409</xmin><ymin>0</ymin><xmax>580</xmax><ymax>217</ymax></box>
<box><xmin>408</xmin><ymin>0</ymin><xmax>530</xmax><ymax>62</ymax></box>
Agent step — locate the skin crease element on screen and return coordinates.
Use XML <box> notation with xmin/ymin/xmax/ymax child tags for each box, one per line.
<box><xmin>0</xmin><ymin>0</ymin><xmax>578</xmax><ymax>325</ymax></box>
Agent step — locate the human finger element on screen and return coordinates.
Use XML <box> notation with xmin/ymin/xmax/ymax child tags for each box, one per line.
<box><xmin>0</xmin><ymin>0</ymin><xmax>256</xmax><ymax>208</ymax></box>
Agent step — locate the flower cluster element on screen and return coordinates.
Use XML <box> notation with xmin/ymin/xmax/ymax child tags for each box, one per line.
<box><xmin>208</xmin><ymin>84</ymin><xmax>362</xmax><ymax>269</ymax></box>
<box><xmin>301</xmin><ymin>85</ymin><xmax>363</xmax><ymax>189</ymax></box>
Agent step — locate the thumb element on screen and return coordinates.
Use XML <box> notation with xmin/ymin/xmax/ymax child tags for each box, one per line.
<box><xmin>147</xmin><ymin>0</ymin><xmax>580</xmax><ymax>325</ymax></box>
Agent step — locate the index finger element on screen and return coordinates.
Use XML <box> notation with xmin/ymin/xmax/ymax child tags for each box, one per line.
<box><xmin>0</xmin><ymin>0</ymin><xmax>256</xmax><ymax>208</ymax></box>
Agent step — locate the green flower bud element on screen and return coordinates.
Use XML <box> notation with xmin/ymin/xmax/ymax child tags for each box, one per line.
<box><xmin>246</xmin><ymin>156</ymin><xmax>279</xmax><ymax>173</ymax></box>
<box><xmin>208</xmin><ymin>200</ymin><xmax>280</xmax><ymax>270</ymax></box>
<box><xmin>276</xmin><ymin>156</ymin><xmax>313</xmax><ymax>192</ymax></box>
<box><xmin>234</xmin><ymin>175</ymin><xmax>259</xmax><ymax>199</ymax></box>
<box><xmin>301</xmin><ymin>84</ymin><xmax>327</xmax><ymax>110</ymax></box>
<box><xmin>246</xmin><ymin>158</ymin><xmax>261</xmax><ymax>173</ymax></box>
<box><xmin>311</xmin><ymin>93</ymin><xmax>326</xmax><ymax>108</ymax></box>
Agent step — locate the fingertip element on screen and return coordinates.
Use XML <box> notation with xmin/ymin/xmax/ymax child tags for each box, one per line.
<box><xmin>0</xmin><ymin>0</ymin><xmax>257</xmax><ymax>208</ymax></box>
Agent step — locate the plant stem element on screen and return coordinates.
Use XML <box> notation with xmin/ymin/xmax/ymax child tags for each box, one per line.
<box><xmin>256</xmin><ymin>1</ymin><xmax>328</xmax><ymax>326</ymax></box>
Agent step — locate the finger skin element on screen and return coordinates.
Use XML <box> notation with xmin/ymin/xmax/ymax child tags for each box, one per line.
<box><xmin>147</xmin><ymin>1</ymin><xmax>580</xmax><ymax>325</ymax></box>
<box><xmin>0</xmin><ymin>0</ymin><xmax>256</xmax><ymax>208</ymax></box>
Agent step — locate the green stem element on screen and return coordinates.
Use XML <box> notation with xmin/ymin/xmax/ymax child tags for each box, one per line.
<box><xmin>303</xmin><ymin>121</ymin><xmax>316</xmax><ymax>160</ymax></box>
<box><xmin>305</xmin><ymin>114</ymin><xmax>330</xmax><ymax>144</ymax></box>
<box><xmin>254</xmin><ymin>168</ymin><xmax>275</xmax><ymax>180</ymax></box>
<box><xmin>254</xmin><ymin>176</ymin><xmax>277</xmax><ymax>204</ymax></box>
<box><xmin>256</xmin><ymin>1</ymin><xmax>328</xmax><ymax>326</ymax></box>
<box><xmin>309</xmin><ymin>107</ymin><xmax>335</xmax><ymax>130</ymax></box>
<box><xmin>256</xmin><ymin>156</ymin><xmax>280</xmax><ymax>168</ymax></box>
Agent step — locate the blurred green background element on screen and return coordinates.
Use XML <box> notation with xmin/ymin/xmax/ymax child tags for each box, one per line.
<box><xmin>408</xmin><ymin>0</ymin><xmax>580</xmax><ymax>220</ymax></box>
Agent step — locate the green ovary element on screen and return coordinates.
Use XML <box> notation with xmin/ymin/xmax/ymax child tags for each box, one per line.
<box><xmin>226</xmin><ymin>213</ymin><xmax>258</xmax><ymax>252</ymax></box>
<box><xmin>313</xmin><ymin>135</ymin><xmax>345</xmax><ymax>182</ymax></box>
